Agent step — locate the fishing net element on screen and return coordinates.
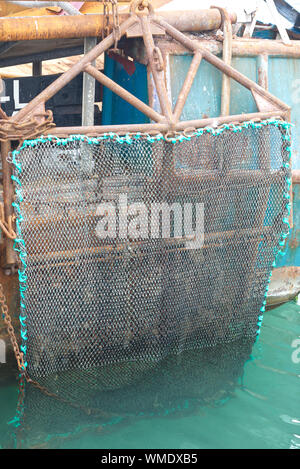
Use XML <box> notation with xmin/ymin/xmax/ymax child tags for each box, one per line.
<box><xmin>11</xmin><ymin>337</ymin><xmax>253</xmax><ymax>449</ymax></box>
<box><xmin>11</xmin><ymin>119</ymin><xmax>291</xmax><ymax>402</ymax></box>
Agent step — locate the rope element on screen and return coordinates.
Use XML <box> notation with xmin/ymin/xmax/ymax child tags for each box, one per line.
<box><xmin>0</xmin><ymin>203</ymin><xmax>16</xmax><ymax>239</ymax></box>
<box><xmin>0</xmin><ymin>110</ymin><xmax>55</xmax><ymax>143</ymax></box>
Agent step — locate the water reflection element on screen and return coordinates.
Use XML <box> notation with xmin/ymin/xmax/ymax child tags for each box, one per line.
<box><xmin>6</xmin><ymin>337</ymin><xmax>254</xmax><ymax>449</ymax></box>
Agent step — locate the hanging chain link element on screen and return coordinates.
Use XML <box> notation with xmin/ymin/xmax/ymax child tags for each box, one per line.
<box><xmin>0</xmin><ymin>110</ymin><xmax>55</xmax><ymax>143</ymax></box>
<box><xmin>111</xmin><ymin>0</ymin><xmax>121</xmax><ymax>51</ymax></box>
<box><xmin>1</xmin><ymin>256</ymin><xmax>115</xmax><ymax>417</ymax></box>
<box><xmin>1</xmin><ymin>278</ymin><xmax>113</xmax><ymax>418</ymax></box>
<box><xmin>0</xmin><ymin>203</ymin><xmax>16</xmax><ymax>240</ymax></box>
<box><xmin>102</xmin><ymin>0</ymin><xmax>110</xmax><ymax>40</ymax></box>
<box><xmin>0</xmin><ymin>282</ymin><xmax>26</xmax><ymax>373</ymax></box>
<box><xmin>101</xmin><ymin>0</ymin><xmax>120</xmax><ymax>51</ymax></box>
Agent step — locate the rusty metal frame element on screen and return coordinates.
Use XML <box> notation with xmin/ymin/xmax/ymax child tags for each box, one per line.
<box><xmin>0</xmin><ymin>0</ymin><xmax>292</xmax><ymax>267</ymax></box>
<box><xmin>215</xmin><ymin>6</ymin><xmax>233</xmax><ymax>117</ymax></box>
<box><xmin>9</xmin><ymin>0</ymin><xmax>290</xmax><ymax>134</ymax></box>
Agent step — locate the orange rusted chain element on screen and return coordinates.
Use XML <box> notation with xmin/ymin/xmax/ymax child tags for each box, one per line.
<box><xmin>0</xmin><ymin>282</ymin><xmax>26</xmax><ymax>373</ymax></box>
<box><xmin>0</xmin><ymin>110</ymin><xmax>55</xmax><ymax>143</ymax></box>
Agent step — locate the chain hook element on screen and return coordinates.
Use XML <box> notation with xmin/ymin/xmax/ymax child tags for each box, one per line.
<box><xmin>130</xmin><ymin>0</ymin><xmax>154</xmax><ymax>15</ymax></box>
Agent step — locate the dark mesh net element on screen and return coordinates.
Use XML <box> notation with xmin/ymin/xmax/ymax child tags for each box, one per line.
<box><xmin>12</xmin><ymin>121</ymin><xmax>291</xmax><ymax>401</ymax></box>
<box><xmin>12</xmin><ymin>337</ymin><xmax>253</xmax><ymax>449</ymax></box>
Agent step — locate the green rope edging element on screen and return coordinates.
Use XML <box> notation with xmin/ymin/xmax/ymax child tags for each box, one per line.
<box><xmin>10</xmin><ymin>117</ymin><xmax>293</xmax><ymax>367</ymax></box>
<box><xmin>255</xmin><ymin>121</ymin><xmax>292</xmax><ymax>340</ymax></box>
<box><xmin>11</xmin><ymin>117</ymin><xmax>293</xmax><ymax>149</ymax></box>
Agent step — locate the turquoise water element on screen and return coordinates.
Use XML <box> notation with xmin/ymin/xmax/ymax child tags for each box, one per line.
<box><xmin>0</xmin><ymin>300</ymin><xmax>299</xmax><ymax>449</ymax></box>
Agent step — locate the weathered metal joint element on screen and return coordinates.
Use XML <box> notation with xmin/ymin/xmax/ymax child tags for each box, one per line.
<box><xmin>130</xmin><ymin>0</ymin><xmax>154</xmax><ymax>15</ymax></box>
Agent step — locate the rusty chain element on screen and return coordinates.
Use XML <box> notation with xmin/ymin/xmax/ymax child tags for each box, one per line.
<box><xmin>101</xmin><ymin>0</ymin><xmax>121</xmax><ymax>51</ymax></box>
<box><xmin>0</xmin><ymin>110</ymin><xmax>55</xmax><ymax>143</ymax></box>
<box><xmin>0</xmin><ymin>282</ymin><xmax>26</xmax><ymax>373</ymax></box>
<box><xmin>1</xmin><ymin>278</ymin><xmax>113</xmax><ymax>418</ymax></box>
<box><xmin>0</xmin><ymin>106</ymin><xmax>8</xmax><ymax>120</ymax></box>
<box><xmin>111</xmin><ymin>0</ymin><xmax>121</xmax><ymax>51</ymax></box>
<box><xmin>0</xmin><ymin>107</ymin><xmax>100</xmax><ymax>416</ymax></box>
<box><xmin>0</xmin><ymin>203</ymin><xmax>16</xmax><ymax>240</ymax></box>
<box><xmin>102</xmin><ymin>0</ymin><xmax>110</xmax><ymax>40</ymax></box>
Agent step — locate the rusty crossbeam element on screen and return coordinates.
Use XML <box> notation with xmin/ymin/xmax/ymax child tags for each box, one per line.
<box><xmin>155</xmin><ymin>37</ymin><xmax>300</xmax><ymax>59</ymax></box>
<box><xmin>84</xmin><ymin>63</ymin><xmax>164</xmax><ymax>122</ymax></box>
<box><xmin>50</xmin><ymin>111</ymin><xmax>287</xmax><ymax>137</ymax></box>
<box><xmin>0</xmin><ymin>9</ymin><xmax>236</xmax><ymax>42</ymax></box>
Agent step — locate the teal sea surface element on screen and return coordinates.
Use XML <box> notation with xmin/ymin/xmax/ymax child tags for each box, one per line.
<box><xmin>0</xmin><ymin>300</ymin><xmax>299</xmax><ymax>449</ymax></box>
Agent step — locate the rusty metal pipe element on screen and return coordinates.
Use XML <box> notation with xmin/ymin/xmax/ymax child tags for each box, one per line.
<box><xmin>216</xmin><ymin>7</ymin><xmax>232</xmax><ymax>117</ymax></box>
<box><xmin>49</xmin><ymin>110</ymin><xmax>287</xmax><ymax>137</ymax></box>
<box><xmin>157</xmin><ymin>9</ymin><xmax>236</xmax><ymax>33</ymax></box>
<box><xmin>140</xmin><ymin>15</ymin><xmax>173</xmax><ymax>124</ymax></box>
<box><xmin>0</xmin><ymin>9</ymin><xmax>236</xmax><ymax>42</ymax></box>
<box><xmin>173</xmin><ymin>52</ymin><xmax>202</xmax><ymax>123</ymax></box>
<box><xmin>157</xmin><ymin>37</ymin><xmax>300</xmax><ymax>59</ymax></box>
<box><xmin>231</xmin><ymin>39</ymin><xmax>300</xmax><ymax>57</ymax></box>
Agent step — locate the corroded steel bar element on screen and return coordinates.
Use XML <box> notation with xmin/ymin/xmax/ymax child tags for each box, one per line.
<box><xmin>140</xmin><ymin>15</ymin><xmax>173</xmax><ymax>124</ymax></box>
<box><xmin>50</xmin><ymin>110</ymin><xmax>287</xmax><ymax>136</ymax></box>
<box><xmin>0</xmin><ymin>9</ymin><xmax>236</xmax><ymax>42</ymax></box>
<box><xmin>84</xmin><ymin>63</ymin><xmax>164</xmax><ymax>123</ymax></box>
<box><xmin>173</xmin><ymin>52</ymin><xmax>202</xmax><ymax>123</ymax></box>
<box><xmin>216</xmin><ymin>7</ymin><xmax>232</xmax><ymax>116</ymax></box>
<box><xmin>159</xmin><ymin>37</ymin><xmax>300</xmax><ymax>58</ymax></box>
<box><xmin>231</xmin><ymin>39</ymin><xmax>300</xmax><ymax>57</ymax></box>
<box><xmin>52</xmin><ymin>122</ymin><xmax>170</xmax><ymax>136</ymax></box>
<box><xmin>159</xmin><ymin>38</ymin><xmax>300</xmax><ymax>58</ymax></box>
